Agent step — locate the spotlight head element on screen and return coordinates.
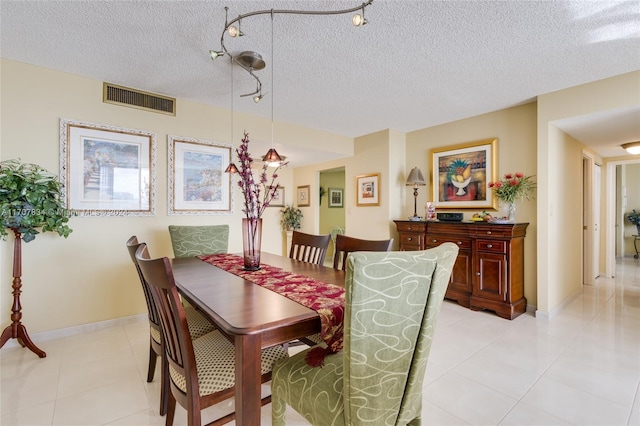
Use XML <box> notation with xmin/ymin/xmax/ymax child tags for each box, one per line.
<box><xmin>228</xmin><ymin>25</ymin><xmax>240</xmax><ymax>37</ymax></box>
<box><xmin>352</xmin><ymin>13</ymin><xmax>367</xmax><ymax>26</ymax></box>
<box><xmin>209</xmin><ymin>50</ymin><xmax>224</xmax><ymax>60</ymax></box>
<box><xmin>253</xmin><ymin>94</ymin><xmax>263</xmax><ymax>103</ymax></box>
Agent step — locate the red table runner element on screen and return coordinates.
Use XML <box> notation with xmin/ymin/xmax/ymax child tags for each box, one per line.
<box><xmin>197</xmin><ymin>253</ymin><xmax>344</xmax><ymax>367</ymax></box>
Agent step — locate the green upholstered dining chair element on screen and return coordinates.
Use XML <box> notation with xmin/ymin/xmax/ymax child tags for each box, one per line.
<box><xmin>126</xmin><ymin>236</ymin><xmax>216</xmax><ymax>416</ymax></box>
<box><xmin>271</xmin><ymin>243</ymin><xmax>459</xmax><ymax>426</ymax></box>
<box><xmin>168</xmin><ymin>224</ymin><xmax>229</xmax><ymax>258</ymax></box>
<box><xmin>135</xmin><ymin>243</ymin><xmax>288</xmax><ymax>426</ymax></box>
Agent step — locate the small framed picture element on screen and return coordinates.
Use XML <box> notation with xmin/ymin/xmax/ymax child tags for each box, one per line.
<box><xmin>328</xmin><ymin>188</ymin><xmax>343</xmax><ymax>208</ymax></box>
<box><xmin>356</xmin><ymin>173</ymin><xmax>380</xmax><ymax>206</ymax></box>
<box><xmin>269</xmin><ymin>186</ymin><xmax>285</xmax><ymax>207</ymax></box>
<box><xmin>297</xmin><ymin>185</ymin><xmax>310</xmax><ymax>207</ymax></box>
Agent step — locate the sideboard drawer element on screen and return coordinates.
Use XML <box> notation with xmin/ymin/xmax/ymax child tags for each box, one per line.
<box><xmin>396</xmin><ymin>222</ymin><xmax>427</xmax><ymax>233</ymax></box>
<box><xmin>476</xmin><ymin>239</ymin><xmax>506</xmax><ymax>253</ymax></box>
<box><xmin>426</xmin><ymin>236</ymin><xmax>472</xmax><ymax>250</ymax></box>
<box><xmin>400</xmin><ymin>233</ymin><xmax>423</xmax><ymax>246</ymax></box>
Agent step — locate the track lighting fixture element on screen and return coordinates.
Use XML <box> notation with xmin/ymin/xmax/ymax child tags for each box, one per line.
<box><xmin>210</xmin><ymin>1</ymin><xmax>373</xmax><ymax>101</ymax></box>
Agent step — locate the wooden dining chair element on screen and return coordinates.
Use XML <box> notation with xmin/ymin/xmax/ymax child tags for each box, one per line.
<box><xmin>126</xmin><ymin>236</ymin><xmax>217</xmax><ymax>416</ymax></box>
<box><xmin>332</xmin><ymin>234</ymin><xmax>393</xmax><ymax>270</ymax></box>
<box><xmin>168</xmin><ymin>224</ymin><xmax>229</xmax><ymax>258</ymax></box>
<box><xmin>135</xmin><ymin>243</ymin><xmax>288</xmax><ymax>426</ymax></box>
<box><xmin>271</xmin><ymin>243</ymin><xmax>459</xmax><ymax>426</ymax></box>
<box><xmin>289</xmin><ymin>231</ymin><xmax>331</xmax><ymax>266</ymax></box>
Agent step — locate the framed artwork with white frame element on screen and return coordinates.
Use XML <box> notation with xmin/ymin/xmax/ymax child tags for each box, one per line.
<box><xmin>59</xmin><ymin>118</ymin><xmax>156</xmax><ymax>216</ymax></box>
<box><xmin>167</xmin><ymin>135</ymin><xmax>233</xmax><ymax>215</ymax></box>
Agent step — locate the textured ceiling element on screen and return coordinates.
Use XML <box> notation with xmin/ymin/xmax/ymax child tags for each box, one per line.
<box><xmin>2</xmin><ymin>0</ymin><xmax>639</xmax><ymax>160</ymax></box>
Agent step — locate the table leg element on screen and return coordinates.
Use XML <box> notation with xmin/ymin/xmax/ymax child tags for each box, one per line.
<box><xmin>235</xmin><ymin>334</ymin><xmax>262</xmax><ymax>426</ymax></box>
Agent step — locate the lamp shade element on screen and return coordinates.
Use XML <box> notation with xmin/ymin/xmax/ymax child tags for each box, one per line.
<box><xmin>406</xmin><ymin>167</ymin><xmax>426</xmax><ymax>186</ymax></box>
<box><xmin>224</xmin><ymin>163</ymin><xmax>239</xmax><ymax>173</ymax></box>
<box><xmin>622</xmin><ymin>141</ymin><xmax>640</xmax><ymax>155</ymax></box>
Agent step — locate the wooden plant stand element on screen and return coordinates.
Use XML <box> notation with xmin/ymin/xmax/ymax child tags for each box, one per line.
<box><xmin>0</xmin><ymin>229</ymin><xmax>46</xmax><ymax>358</ymax></box>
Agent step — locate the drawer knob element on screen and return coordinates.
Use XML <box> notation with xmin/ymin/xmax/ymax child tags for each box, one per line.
<box><xmin>408</xmin><ymin>237</ymin><xmax>412</xmax><ymax>241</ymax></box>
<box><xmin>457</xmin><ymin>241</ymin><xmax>462</xmax><ymax>245</ymax></box>
<box><xmin>476</xmin><ymin>272</ymin><xmax>481</xmax><ymax>276</ymax></box>
<box><xmin>432</xmin><ymin>239</ymin><xmax>438</xmax><ymax>243</ymax></box>
<box><xmin>487</xmin><ymin>244</ymin><xmax>493</xmax><ymax>248</ymax></box>
<box><xmin>487</xmin><ymin>231</ymin><xmax>492</xmax><ymax>235</ymax></box>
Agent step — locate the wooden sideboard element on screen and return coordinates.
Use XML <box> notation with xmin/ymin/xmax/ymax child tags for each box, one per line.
<box><xmin>394</xmin><ymin>220</ymin><xmax>528</xmax><ymax>319</ymax></box>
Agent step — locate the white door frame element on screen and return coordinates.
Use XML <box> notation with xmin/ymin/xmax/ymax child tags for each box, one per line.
<box><xmin>582</xmin><ymin>151</ymin><xmax>595</xmax><ymax>285</ymax></box>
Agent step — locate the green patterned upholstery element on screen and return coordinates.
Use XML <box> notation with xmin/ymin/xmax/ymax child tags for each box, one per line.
<box><xmin>271</xmin><ymin>243</ymin><xmax>459</xmax><ymax>426</ymax></box>
<box><xmin>168</xmin><ymin>224</ymin><xmax>229</xmax><ymax>258</ymax></box>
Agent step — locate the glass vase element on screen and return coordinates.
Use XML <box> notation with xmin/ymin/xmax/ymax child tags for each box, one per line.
<box><xmin>242</xmin><ymin>218</ymin><xmax>262</xmax><ymax>271</ymax></box>
<box><xmin>502</xmin><ymin>201</ymin><xmax>517</xmax><ymax>223</ymax></box>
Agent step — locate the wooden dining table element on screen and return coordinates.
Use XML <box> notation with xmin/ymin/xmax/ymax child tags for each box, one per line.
<box><xmin>171</xmin><ymin>252</ymin><xmax>346</xmax><ymax>426</ymax></box>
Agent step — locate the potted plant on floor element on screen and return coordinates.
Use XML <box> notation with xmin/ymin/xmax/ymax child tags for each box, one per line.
<box><xmin>280</xmin><ymin>204</ymin><xmax>303</xmax><ymax>255</ymax></box>
<box><xmin>0</xmin><ymin>159</ymin><xmax>74</xmax><ymax>357</ymax></box>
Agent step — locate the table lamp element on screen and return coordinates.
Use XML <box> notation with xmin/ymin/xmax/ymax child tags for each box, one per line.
<box><xmin>406</xmin><ymin>167</ymin><xmax>426</xmax><ymax>221</ymax></box>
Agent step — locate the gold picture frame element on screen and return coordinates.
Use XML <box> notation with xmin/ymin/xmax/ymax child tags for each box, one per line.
<box><xmin>297</xmin><ymin>185</ymin><xmax>310</xmax><ymax>207</ymax></box>
<box><xmin>430</xmin><ymin>138</ymin><xmax>498</xmax><ymax>210</ymax></box>
<box><xmin>356</xmin><ymin>173</ymin><xmax>380</xmax><ymax>206</ymax></box>
<box><xmin>269</xmin><ymin>186</ymin><xmax>285</xmax><ymax>207</ymax></box>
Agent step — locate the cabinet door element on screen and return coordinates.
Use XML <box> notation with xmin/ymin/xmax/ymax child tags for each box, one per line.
<box><xmin>474</xmin><ymin>252</ymin><xmax>508</xmax><ymax>302</ymax></box>
<box><xmin>449</xmin><ymin>250</ymin><xmax>472</xmax><ymax>295</ymax></box>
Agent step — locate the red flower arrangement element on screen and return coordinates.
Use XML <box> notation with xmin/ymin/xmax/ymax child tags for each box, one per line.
<box><xmin>488</xmin><ymin>172</ymin><xmax>536</xmax><ymax>203</ymax></box>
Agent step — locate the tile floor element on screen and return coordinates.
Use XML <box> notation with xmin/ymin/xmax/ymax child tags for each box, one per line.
<box><xmin>1</xmin><ymin>258</ymin><xmax>639</xmax><ymax>426</ymax></box>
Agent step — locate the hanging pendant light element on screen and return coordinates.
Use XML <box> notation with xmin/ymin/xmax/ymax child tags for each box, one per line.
<box><xmin>262</xmin><ymin>11</ymin><xmax>283</xmax><ymax>166</ymax></box>
<box><xmin>225</xmin><ymin>57</ymin><xmax>238</xmax><ymax>174</ymax></box>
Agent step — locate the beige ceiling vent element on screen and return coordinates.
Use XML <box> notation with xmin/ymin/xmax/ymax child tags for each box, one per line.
<box><xmin>103</xmin><ymin>83</ymin><xmax>175</xmax><ymax>116</ymax></box>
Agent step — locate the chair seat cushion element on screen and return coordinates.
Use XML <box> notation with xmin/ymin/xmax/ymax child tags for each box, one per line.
<box><xmin>272</xmin><ymin>348</ymin><xmax>346</xmax><ymax>426</ymax></box>
<box><xmin>184</xmin><ymin>305</ymin><xmax>216</xmax><ymax>339</ymax></box>
<box><xmin>150</xmin><ymin>305</ymin><xmax>214</xmax><ymax>345</ymax></box>
<box><xmin>170</xmin><ymin>330</ymin><xmax>288</xmax><ymax>396</ymax></box>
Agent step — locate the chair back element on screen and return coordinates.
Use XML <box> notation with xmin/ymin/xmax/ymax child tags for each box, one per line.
<box><xmin>289</xmin><ymin>231</ymin><xmax>331</xmax><ymax>265</ymax></box>
<box><xmin>168</xmin><ymin>224</ymin><xmax>229</xmax><ymax>258</ymax></box>
<box><xmin>126</xmin><ymin>236</ymin><xmax>161</xmax><ymax>330</ymax></box>
<box><xmin>332</xmin><ymin>234</ymin><xmax>393</xmax><ymax>270</ymax></box>
<box><xmin>135</xmin><ymin>244</ymin><xmax>197</xmax><ymax>396</ymax></box>
<box><xmin>342</xmin><ymin>243</ymin><xmax>459</xmax><ymax>425</ymax></box>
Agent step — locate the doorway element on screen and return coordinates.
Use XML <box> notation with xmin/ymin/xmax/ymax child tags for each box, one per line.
<box><xmin>319</xmin><ymin>167</ymin><xmax>345</xmax><ymax>263</ymax></box>
<box><xmin>605</xmin><ymin>159</ymin><xmax>640</xmax><ymax>277</ymax></box>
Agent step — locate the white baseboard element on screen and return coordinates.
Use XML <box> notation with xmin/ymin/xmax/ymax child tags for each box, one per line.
<box><xmin>534</xmin><ymin>287</ymin><xmax>583</xmax><ymax>321</ymax></box>
<box><xmin>1</xmin><ymin>314</ymin><xmax>147</xmax><ymax>348</ymax></box>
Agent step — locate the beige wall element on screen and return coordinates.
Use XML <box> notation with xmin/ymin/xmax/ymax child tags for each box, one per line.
<box><xmin>406</xmin><ymin>103</ymin><xmax>539</xmax><ymax>306</ymax></box>
<box><xmin>537</xmin><ymin>70</ymin><xmax>640</xmax><ymax>316</ymax></box>
<box><xmin>0</xmin><ymin>59</ymin><xmax>351</xmax><ymax>333</ymax></box>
